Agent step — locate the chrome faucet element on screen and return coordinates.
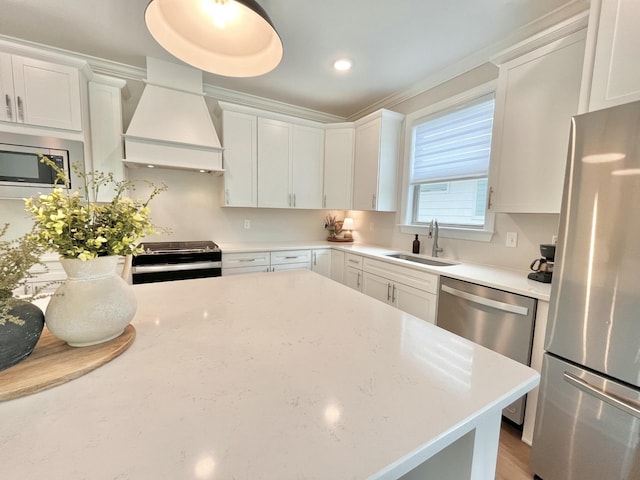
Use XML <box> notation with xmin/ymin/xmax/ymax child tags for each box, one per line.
<box><xmin>431</xmin><ymin>219</ymin><xmax>443</xmax><ymax>257</ymax></box>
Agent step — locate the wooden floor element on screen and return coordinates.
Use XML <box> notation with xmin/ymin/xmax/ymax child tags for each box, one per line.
<box><xmin>496</xmin><ymin>421</ymin><xmax>534</xmax><ymax>480</ymax></box>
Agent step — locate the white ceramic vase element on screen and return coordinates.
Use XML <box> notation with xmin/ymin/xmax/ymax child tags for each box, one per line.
<box><xmin>45</xmin><ymin>256</ymin><xmax>137</xmax><ymax>347</ymax></box>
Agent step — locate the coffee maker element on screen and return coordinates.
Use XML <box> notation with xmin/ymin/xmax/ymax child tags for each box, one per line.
<box><xmin>528</xmin><ymin>243</ymin><xmax>555</xmax><ymax>283</ymax></box>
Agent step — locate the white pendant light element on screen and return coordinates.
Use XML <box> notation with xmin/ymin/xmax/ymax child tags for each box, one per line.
<box><xmin>145</xmin><ymin>0</ymin><xmax>283</xmax><ymax>78</ymax></box>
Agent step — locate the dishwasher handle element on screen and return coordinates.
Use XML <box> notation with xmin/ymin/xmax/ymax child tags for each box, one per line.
<box><xmin>440</xmin><ymin>284</ymin><xmax>529</xmax><ymax>316</ymax></box>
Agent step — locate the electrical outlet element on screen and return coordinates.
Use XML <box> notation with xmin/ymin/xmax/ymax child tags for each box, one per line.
<box><xmin>244</xmin><ymin>219</ymin><xmax>251</xmax><ymax>229</ymax></box>
<box><xmin>506</xmin><ymin>231</ymin><xmax>518</xmax><ymax>248</ymax></box>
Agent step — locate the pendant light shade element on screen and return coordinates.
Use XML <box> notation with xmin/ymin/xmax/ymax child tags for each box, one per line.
<box><xmin>145</xmin><ymin>0</ymin><xmax>283</xmax><ymax>78</ymax></box>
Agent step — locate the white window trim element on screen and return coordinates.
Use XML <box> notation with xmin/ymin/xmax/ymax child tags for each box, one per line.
<box><xmin>399</xmin><ymin>80</ymin><xmax>497</xmax><ymax>243</ymax></box>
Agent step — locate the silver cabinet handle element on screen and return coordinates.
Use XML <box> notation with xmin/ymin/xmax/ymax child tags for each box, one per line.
<box><xmin>392</xmin><ymin>284</ymin><xmax>397</xmax><ymax>304</ymax></box>
<box><xmin>293</xmin><ymin>193</ymin><xmax>296</xmax><ymax>207</ymax></box>
<box><xmin>5</xmin><ymin>94</ymin><xmax>12</xmax><ymax>120</ymax></box>
<box><xmin>313</xmin><ymin>252</ymin><xmax>317</xmax><ymax>266</ymax></box>
<box><xmin>238</xmin><ymin>258</ymin><xmax>256</xmax><ymax>263</ymax></box>
<box><xmin>387</xmin><ymin>283</ymin><xmax>392</xmax><ymax>301</ymax></box>
<box><xmin>17</xmin><ymin>95</ymin><xmax>24</xmax><ymax>122</ymax></box>
<box><xmin>440</xmin><ymin>284</ymin><xmax>529</xmax><ymax>316</ymax></box>
<box><xmin>132</xmin><ymin>261</ymin><xmax>221</xmax><ymax>274</ymax></box>
<box><xmin>563</xmin><ymin>372</ymin><xmax>640</xmax><ymax>419</ymax></box>
<box><xmin>323</xmin><ymin>194</ymin><xmax>327</xmax><ymax>208</ymax></box>
<box><xmin>348</xmin><ymin>259</ymin><xmax>359</xmax><ymax>264</ymax></box>
<box><xmin>284</xmin><ymin>256</ymin><xmax>300</xmax><ymax>259</ymax></box>
<box><xmin>357</xmin><ymin>272</ymin><xmax>361</xmax><ymax>289</ymax></box>
<box><xmin>372</xmin><ymin>194</ymin><xmax>376</xmax><ymax>209</ymax></box>
<box><xmin>487</xmin><ymin>186</ymin><xmax>494</xmax><ymax>210</ymax></box>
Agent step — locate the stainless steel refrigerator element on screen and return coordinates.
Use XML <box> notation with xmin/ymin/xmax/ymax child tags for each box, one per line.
<box><xmin>531</xmin><ymin>101</ymin><xmax>640</xmax><ymax>479</ymax></box>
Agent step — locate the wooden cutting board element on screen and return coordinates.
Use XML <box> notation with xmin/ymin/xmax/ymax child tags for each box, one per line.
<box><xmin>0</xmin><ymin>325</ymin><xmax>135</xmax><ymax>402</ymax></box>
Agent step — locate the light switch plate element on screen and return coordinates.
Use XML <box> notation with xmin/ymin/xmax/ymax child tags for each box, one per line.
<box><xmin>506</xmin><ymin>231</ymin><xmax>518</xmax><ymax>247</ymax></box>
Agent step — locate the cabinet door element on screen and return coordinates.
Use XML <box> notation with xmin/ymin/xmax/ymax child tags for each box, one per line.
<box><xmin>311</xmin><ymin>249</ymin><xmax>331</xmax><ymax>277</ymax></box>
<box><xmin>489</xmin><ymin>32</ymin><xmax>585</xmax><ymax>213</ymax></box>
<box><xmin>222</xmin><ymin>110</ymin><xmax>258</xmax><ymax>207</ymax></box>
<box><xmin>393</xmin><ymin>282</ymin><xmax>436</xmax><ymax>324</ymax></box>
<box><xmin>88</xmin><ymin>80</ymin><xmax>125</xmax><ymax>202</ymax></box>
<box><xmin>0</xmin><ymin>53</ymin><xmax>14</xmax><ymax>123</ymax></box>
<box><xmin>353</xmin><ymin>117</ymin><xmax>381</xmax><ymax>211</ymax></box>
<box><xmin>11</xmin><ymin>55</ymin><xmax>81</xmax><ymax>130</ymax></box>
<box><xmin>344</xmin><ymin>266</ymin><xmax>363</xmax><ymax>291</ymax></box>
<box><xmin>362</xmin><ymin>271</ymin><xmax>392</xmax><ymax>305</ymax></box>
<box><xmin>292</xmin><ymin>124</ymin><xmax>324</xmax><ymax>209</ymax></box>
<box><xmin>258</xmin><ymin>117</ymin><xmax>291</xmax><ymax>208</ymax></box>
<box><xmin>323</xmin><ymin>128</ymin><xmax>354</xmax><ymax>209</ymax></box>
<box><xmin>588</xmin><ymin>0</ymin><xmax>640</xmax><ymax>111</ymax></box>
<box><xmin>330</xmin><ymin>249</ymin><xmax>345</xmax><ymax>283</ymax></box>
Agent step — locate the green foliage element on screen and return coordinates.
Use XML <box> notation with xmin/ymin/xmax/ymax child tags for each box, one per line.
<box><xmin>24</xmin><ymin>155</ymin><xmax>166</xmax><ymax>261</ymax></box>
<box><xmin>0</xmin><ymin>224</ymin><xmax>44</xmax><ymax>326</ymax></box>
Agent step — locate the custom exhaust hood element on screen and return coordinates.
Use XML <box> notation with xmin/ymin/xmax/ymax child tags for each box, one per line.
<box><xmin>123</xmin><ymin>57</ymin><xmax>223</xmax><ymax>173</ymax></box>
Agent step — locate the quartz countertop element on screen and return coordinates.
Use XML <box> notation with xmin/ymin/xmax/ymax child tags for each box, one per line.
<box><xmin>219</xmin><ymin>241</ymin><xmax>552</xmax><ymax>301</ymax></box>
<box><xmin>1</xmin><ymin>271</ymin><xmax>539</xmax><ymax>479</ymax></box>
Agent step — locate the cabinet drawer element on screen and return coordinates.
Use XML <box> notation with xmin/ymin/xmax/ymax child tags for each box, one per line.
<box><xmin>222</xmin><ymin>251</ymin><xmax>270</xmax><ymax>268</ymax></box>
<box><xmin>270</xmin><ymin>250</ymin><xmax>311</xmax><ymax>266</ymax></box>
<box><xmin>222</xmin><ymin>265</ymin><xmax>269</xmax><ymax>276</ymax></box>
<box><xmin>363</xmin><ymin>257</ymin><xmax>439</xmax><ymax>294</ymax></box>
<box><xmin>345</xmin><ymin>253</ymin><xmax>363</xmax><ymax>269</ymax></box>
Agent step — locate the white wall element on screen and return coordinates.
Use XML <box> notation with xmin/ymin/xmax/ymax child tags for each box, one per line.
<box><xmin>125</xmin><ymin>167</ymin><xmax>334</xmax><ymax>244</ymax></box>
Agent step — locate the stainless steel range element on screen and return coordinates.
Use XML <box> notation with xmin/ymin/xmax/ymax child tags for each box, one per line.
<box><xmin>131</xmin><ymin>241</ymin><xmax>222</xmax><ymax>284</ymax></box>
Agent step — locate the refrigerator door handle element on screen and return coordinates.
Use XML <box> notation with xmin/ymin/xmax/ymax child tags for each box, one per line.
<box><xmin>563</xmin><ymin>371</ymin><xmax>640</xmax><ymax>419</ymax></box>
<box><xmin>440</xmin><ymin>284</ymin><xmax>529</xmax><ymax>316</ymax></box>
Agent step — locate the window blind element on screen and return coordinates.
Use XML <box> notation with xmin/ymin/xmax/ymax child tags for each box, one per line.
<box><xmin>410</xmin><ymin>94</ymin><xmax>495</xmax><ymax>185</ymax></box>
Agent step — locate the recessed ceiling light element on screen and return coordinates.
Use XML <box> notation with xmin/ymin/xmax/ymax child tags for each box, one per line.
<box><xmin>147</xmin><ymin>165</ymin><xmax>155</xmax><ymax>168</ymax></box>
<box><xmin>333</xmin><ymin>58</ymin><xmax>352</xmax><ymax>71</ymax></box>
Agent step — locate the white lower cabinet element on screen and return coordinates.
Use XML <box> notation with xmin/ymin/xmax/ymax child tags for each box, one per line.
<box><xmin>223</xmin><ymin>250</ymin><xmax>311</xmax><ymax>275</ymax></box>
<box><xmin>311</xmin><ymin>249</ymin><xmax>331</xmax><ymax>277</ymax></box>
<box><xmin>330</xmin><ymin>249</ymin><xmax>344</xmax><ymax>283</ymax></box>
<box><xmin>362</xmin><ymin>258</ymin><xmax>438</xmax><ymax>323</ymax></box>
<box><xmin>344</xmin><ymin>253</ymin><xmax>364</xmax><ymax>291</ymax></box>
<box><xmin>222</xmin><ymin>251</ymin><xmax>270</xmax><ymax>276</ymax></box>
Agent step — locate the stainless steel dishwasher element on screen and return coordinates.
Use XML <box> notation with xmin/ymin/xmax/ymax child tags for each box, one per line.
<box><xmin>436</xmin><ymin>276</ymin><xmax>537</xmax><ymax>425</ymax></box>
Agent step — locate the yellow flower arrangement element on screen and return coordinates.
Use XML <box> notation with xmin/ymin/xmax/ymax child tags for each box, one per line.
<box><xmin>24</xmin><ymin>155</ymin><xmax>166</xmax><ymax>260</ymax></box>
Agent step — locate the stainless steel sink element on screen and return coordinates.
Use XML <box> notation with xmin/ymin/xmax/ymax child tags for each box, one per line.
<box><xmin>385</xmin><ymin>253</ymin><xmax>455</xmax><ymax>267</ymax></box>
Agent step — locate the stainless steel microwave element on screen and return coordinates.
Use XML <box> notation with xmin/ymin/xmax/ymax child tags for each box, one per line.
<box><xmin>0</xmin><ymin>132</ymin><xmax>84</xmax><ymax>199</ymax></box>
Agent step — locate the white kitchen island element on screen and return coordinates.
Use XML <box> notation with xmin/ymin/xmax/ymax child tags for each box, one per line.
<box><xmin>1</xmin><ymin>270</ymin><xmax>539</xmax><ymax>479</ymax></box>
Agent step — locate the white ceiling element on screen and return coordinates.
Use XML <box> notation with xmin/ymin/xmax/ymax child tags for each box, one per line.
<box><xmin>0</xmin><ymin>0</ymin><xmax>589</xmax><ymax>119</ymax></box>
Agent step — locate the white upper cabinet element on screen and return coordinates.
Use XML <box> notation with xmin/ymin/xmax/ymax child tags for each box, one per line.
<box><xmin>257</xmin><ymin>117</ymin><xmax>293</xmax><ymax>208</ymax></box>
<box><xmin>0</xmin><ymin>53</ymin><xmax>81</xmax><ymax>131</ymax></box>
<box><xmin>353</xmin><ymin>109</ymin><xmax>403</xmax><ymax>212</ymax></box>
<box><xmin>291</xmin><ymin>124</ymin><xmax>324</xmax><ymax>209</ymax></box>
<box><xmin>488</xmin><ymin>31</ymin><xmax>586</xmax><ymax>214</ymax></box>
<box><xmin>257</xmin><ymin>117</ymin><xmax>324</xmax><ymax>209</ymax></box>
<box><xmin>583</xmin><ymin>0</ymin><xmax>640</xmax><ymax>112</ymax></box>
<box><xmin>222</xmin><ymin>109</ymin><xmax>258</xmax><ymax>207</ymax></box>
<box><xmin>323</xmin><ymin>126</ymin><xmax>354</xmax><ymax>210</ymax></box>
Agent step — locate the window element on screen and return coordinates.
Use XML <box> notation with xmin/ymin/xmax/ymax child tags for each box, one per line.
<box><xmin>409</xmin><ymin>93</ymin><xmax>495</xmax><ymax>229</ymax></box>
